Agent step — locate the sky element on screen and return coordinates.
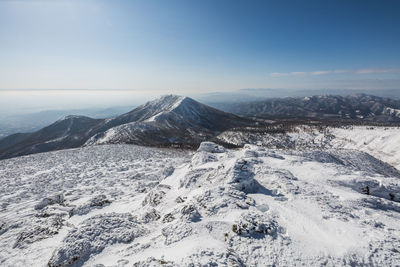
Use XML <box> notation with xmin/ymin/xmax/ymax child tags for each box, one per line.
<box><xmin>0</xmin><ymin>0</ymin><xmax>400</xmax><ymax>112</ymax></box>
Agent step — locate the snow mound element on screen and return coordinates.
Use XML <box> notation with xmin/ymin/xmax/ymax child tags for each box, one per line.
<box><xmin>197</xmin><ymin>141</ymin><xmax>226</xmax><ymax>153</ymax></box>
<box><xmin>48</xmin><ymin>213</ymin><xmax>145</xmax><ymax>267</ymax></box>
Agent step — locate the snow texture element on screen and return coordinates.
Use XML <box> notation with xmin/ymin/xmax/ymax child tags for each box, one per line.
<box><xmin>1</xmin><ymin>131</ymin><xmax>400</xmax><ymax>266</ymax></box>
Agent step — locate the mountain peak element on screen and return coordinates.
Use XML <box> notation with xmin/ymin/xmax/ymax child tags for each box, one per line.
<box><xmin>145</xmin><ymin>94</ymin><xmax>189</xmax><ymax>112</ymax></box>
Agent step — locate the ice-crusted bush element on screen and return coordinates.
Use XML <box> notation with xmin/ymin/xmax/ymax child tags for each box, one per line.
<box><xmin>70</xmin><ymin>194</ymin><xmax>111</xmax><ymax>216</ymax></box>
<box><xmin>195</xmin><ymin>187</ymin><xmax>255</xmax><ymax>216</ymax></box>
<box><xmin>34</xmin><ymin>194</ymin><xmax>64</xmax><ymax>210</ymax></box>
<box><xmin>182</xmin><ymin>249</ymin><xmax>245</xmax><ymax>267</ymax></box>
<box><xmin>14</xmin><ymin>215</ymin><xmax>64</xmax><ymax>248</ymax></box>
<box><xmin>197</xmin><ymin>142</ymin><xmax>226</xmax><ymax>153</ymax></box>
<box><xmin>190</xmin><ymin>151</ymin><xmax>217</xmax><ymax>165</ymax></box>
<box><xmin>0</xmin><ymin>220</ymin><xmax>8</xmax><ymax>235</ymax></box>
<box><xmin>142</xmin><ymin>189</ymin><xmax>167</xmax><ymax>207</ymax></box>
<box><xmin>179</xmin><ymin>167</ymin><xmax>214</xmax><ymax>188</ymax></box>
<box><xmin>180</xmin><ymin>204</ymin><xmax>201</xmax><ymax>222</ymax></box>
<box><xmin>232</xmin><ymin>213</ymin><xmax>279</xmax><ymax>238</ymax></box>
<box><xmin>140</xmin><ymin>208</ymin><xmax>161</xmax><ymax>223</ymax></box>
<box><xmin>175</xmin><ymin>196</ymin><xmax>185</xmax><ymax>203</ymax></box>
<box><xmin>133</xmin><ymin>257</ymin><xmax>175</xmax><ymax>266</ymax></box>
<box><xmin>162</xmin><ymin>212</ymin><xmax>175</xmax><ymax>223</ymax></box>
<box><xmin>48</xmin><ymin>212</ymin><xmax>145</xmax><ymax>267</ymax></box>
<box><xmin>162</xmin><ymin>222</ymin><xmax>194</xmax><ymax>245</ymax></box>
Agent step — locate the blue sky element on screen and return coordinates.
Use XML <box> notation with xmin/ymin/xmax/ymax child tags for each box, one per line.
<box><xmin>0</xmin><ymin>0</ymin><xmax>399</xmax><ymax>94</ymax></box>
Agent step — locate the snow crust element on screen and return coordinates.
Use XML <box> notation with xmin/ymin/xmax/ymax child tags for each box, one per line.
<box><xmin>1</xmin><ymin>139</ymin><xmax>400</xmax><ymax>266</ymax></box>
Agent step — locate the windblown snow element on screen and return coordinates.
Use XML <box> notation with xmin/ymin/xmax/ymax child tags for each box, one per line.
<box><xmin>1</xmin><ymin>137</ymin><xmax>400</xmax><ymax>266</ymax></box>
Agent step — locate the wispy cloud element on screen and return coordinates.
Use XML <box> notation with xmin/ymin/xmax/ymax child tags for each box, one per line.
<box><xmin>270</xmin><ymin>71</ymin><xmax>307</xmax><ymax>77</ymax></box>
<box><xmin>354</xmin><ymin>68</ymin><xmax>399</xmax><ymax>74</ymax></box>
<box><xmin>269</xmin><ymin>68</ymin><xmax>400</xmax><ymax>77</ymax></box>
<box><xmin>310</xmin><ymin>70</ymin><xmax>333</xmax><ymax>75</ymax></box>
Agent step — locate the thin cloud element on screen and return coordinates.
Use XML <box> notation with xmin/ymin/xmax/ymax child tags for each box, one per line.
<box><xmin>310</xmin><ymin>70</ymin><xmax>333</xmax><ymax>75</ymax></box>
<box><xmin>270</xmin><ymin>71</ymin><xmax>306</xmax><ymax>77</ymax></box>
<box><xmin>354</xmin><ymin>68</ymin><xmax>399</xmax><ymax>74</ymax></box>
<box><xmin>270</xmin><ymin>68</ymin><xmax>400</xmax><ymax>77</ymax></box>
<box><xmin>270</xmin><ymin>72</ymin><xmax>289</xmax><ymax>77</ymax></box>
<box><xmin>290</xmin><ymin>72</ymin><xmax>307</xmax><ymax>76</ymax></box>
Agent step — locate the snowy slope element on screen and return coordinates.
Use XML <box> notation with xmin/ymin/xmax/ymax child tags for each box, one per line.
<box><xmin>217</xmin><ymin>125</ymin><xmax>400</xmax><ymax>170</ymax></box>
<box><xmin>0</xmin><ymin>116</ymin><xmax>104</xmax><ymax>160</ymax></box>
<box><xmin>1</xmin><ymin>143</ymin><xmax>399</xmax><ymax>266</ymax></box>
<box><xmin>329</xmin><ymin>126</ymin><xmax>400</xmax><ymax>170</ymax></box>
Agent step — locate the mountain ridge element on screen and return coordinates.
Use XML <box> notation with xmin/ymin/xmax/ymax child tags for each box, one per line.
<box><xmin>212</xmin><ymin>94</ymin><xmax>400</xmax><ymax>122</ymax></box>
<box><xmin>0</xmin><ymin>95</ymin><xmax>254</xmax><ymax>159</ymax></box>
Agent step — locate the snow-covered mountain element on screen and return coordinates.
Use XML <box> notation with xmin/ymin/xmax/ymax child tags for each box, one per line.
<box><xmin>1</xmin><ymin>141</ymin><xmax>399</xmax><ymax>266</ymax></box>
<box><xmin>213</xmin><ymin>94</ymin><xmax>400</xmax><ymax>122</ymax></box>
<box><xmin>86</xmin><ymin>95</ymin><xmax>253</xmax><ymax>146</ymax></box>
<box><xmin>0</xmin><ymin>115</ymin><xmax>104</xmax><ymax>160</ymax></box>
<box><xmin>0</xmin><ymin>95</ymin><xmax>253</xmax><ymax>159</ymax></box>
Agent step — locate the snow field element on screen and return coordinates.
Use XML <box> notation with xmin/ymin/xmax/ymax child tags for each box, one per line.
<box><xmin>0</xmin><ymin>139</ymin><xmax>399</xmax><ymax>266</ymax></box>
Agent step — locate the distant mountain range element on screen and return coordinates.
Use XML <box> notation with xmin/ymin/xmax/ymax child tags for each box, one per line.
<box><xmin>0</xmin><ymin>95</ymin><xmax>252</xmax><ymax>159</ymax></box>
<box><xmin>212</xmin><ymin>94</ymin><xmax>400</xmax><ymax>122</ymax></box>
<box><xmin>196</xmin><ymin>88</ymin><xmax>400</xmax><ymax>104</ymax></box>
<box><xmin>1</xmin><ymin>94</ymin><xmax>400</xmax><ymax>160</ymax></box>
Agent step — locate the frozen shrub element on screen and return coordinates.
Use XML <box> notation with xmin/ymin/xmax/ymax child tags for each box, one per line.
<box><xmin>13</xmin><ymin>215</ymin><xmax>64</xmax><ymax>248</ymax></box>
<box><xmin>70</xmin><ymin>194</ymin><xmax>111</xmax><ymax>216</ymax></box>
<box><xmin>34</xmin><ymin>194</ymin><xmax>64</xmax><ymax>210</ymax></box>
<box><xmin>180</xmin><ymin>168</ymin><xmax>214</xmax><ymax>188</ymax></box>
<box><xmin>141</xmin><ymin>208</ymin><xmax>161</xmax><ymax>223</ymax></box>
<box><xmin>181</xmin><ymin>204</ymin><xmax>201</xmax><ymax>222</ymax></box>
<box><xmin>133</xmin><ymin>257</ymin><xmax>175</xmax><ymax>266</ymax></box>
<box><xmin>191</xmin><ymin>151</ymin><xmax>217</xmax><ymax>165</ymax></box>
<box><xmin>162</xmin><ymin>222</ymin><xmax>194</xmax><ymax>245</ymax></box>
<box><xmin>48</xmin><ymin>213</ymin><xmax>145</xmax><ymax>267</ymax></box>
<box><xmin>175</xmin><ymin>196</ymin><xmax>185</xmax><ymax>203</ymax></box>
<box><xmin>162</xmin><ymin>213</ymin><xmax>175</xmax><ymax>223</ymax></box>
<box><xmin>232</xmin><ymin>213</ymin><xmax>279</xmax><ymax>238</ymax></box>
<box><xmin>142</xmin><ymin>190</ymin><xmax>166</xmax><ymax>207</ymax></box>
